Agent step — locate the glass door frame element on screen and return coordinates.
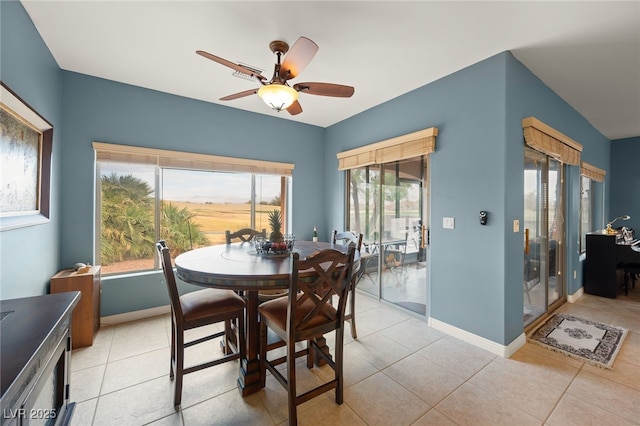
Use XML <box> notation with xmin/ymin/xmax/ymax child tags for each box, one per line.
<box><xmin>523</xmin><ymin>147</ymin><xmax>567</xmax><ymax>329</ymax></box>
<box><xmin>345</xmin><ymin>156</ymin><xmax>429</xmax><ymax>316</ymax></box>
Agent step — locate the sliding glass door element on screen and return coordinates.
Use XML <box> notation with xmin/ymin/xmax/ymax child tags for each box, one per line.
<box><xmin>347</xmin><ymin>156</ymin><xmax>429</xmax><ymax>316</ymax></box>
<box><xmin>348</xmin><ymin>166</ymin><xmax>381</xmax><ymax>298</ymax></box>
<box><xmin>523</xmin><ymin>147</ymin><xmax>565</xmax><ymax>327</ymax></box>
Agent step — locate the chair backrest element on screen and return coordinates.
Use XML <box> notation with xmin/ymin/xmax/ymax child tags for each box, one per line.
<box><xmin>225</xmin><ymin>228</ymin><xmax>266</xmax><ymax>244</ymax></box>
<box><xmin>156</xmin><ymin>240</ymin><xmax>184</xmax><ymax>321</ymax></box>
<box><xmin>332</xmin><ymin>230</ymin><xmax>363</xmax><ymax>252</ymax></box>
<box><xmin>287</xmin><ymin>247</ymin><xmax>356</xmax><ymax>341</ymax></box>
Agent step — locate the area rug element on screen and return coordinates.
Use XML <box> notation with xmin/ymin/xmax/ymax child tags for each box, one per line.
<box><xmin>528</xmin><ymin>313</ymin><xmax>627</xmax><ymax>369</ymax></box>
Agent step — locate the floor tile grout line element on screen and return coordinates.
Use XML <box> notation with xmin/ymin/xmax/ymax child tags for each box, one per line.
<box><xmin>341</xmin><ymin>399</ymin><xmax>370</xmax><ymax>425</ymax></box>
<box><xmin>94</xmin><ymin>334</ymin><xmax>114</xmax><ymax>402</ymax></box>
<box><xmin>542</xmin><ymin>361</ymin><xmax>584</xmax><ymax>426</ymax></box>
<box><xmin>542</xmin><ymin>309</ymin><xmax>640</xmax><ymax>425</ymax></box>
<box><xmin>371</xmin><ymin>337</ymin><xmax>479</xmax><ymax>419</ymax></box>
<box><xmin>70</xmin><ymin>291</ymin><xmax>639</xmax><ymax>425</ymax></box>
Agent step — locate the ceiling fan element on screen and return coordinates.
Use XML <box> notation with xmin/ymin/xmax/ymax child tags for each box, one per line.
<box><xmin>196</xmin><ymin>37</ymin><xmax>354</xmax><ymax>115</ymax></box>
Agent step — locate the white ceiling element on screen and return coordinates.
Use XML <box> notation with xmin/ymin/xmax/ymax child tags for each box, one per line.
<box><xmin>20</xmin><ymin>1</ymin><xmax>640</xmax><ymax>140</ymax></box>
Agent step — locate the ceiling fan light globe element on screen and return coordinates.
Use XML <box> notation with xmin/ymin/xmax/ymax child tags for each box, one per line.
<box><xmin>258</xmin><ymin>84</ymin><xmax>298</xmax><ymax>111</ymax></box>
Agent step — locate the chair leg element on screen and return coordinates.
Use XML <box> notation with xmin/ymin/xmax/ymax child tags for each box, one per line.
<box><xmin>173</xmin><ymin>328</ymin><xmax>184</xmax><ymax>408</ymax></box>
<box><xmin>287</xmin><ymin>338</ymin><xmax>298</xmax><ymax>426</ymax></box>
<box><xmin>170</xmin><ymin>316</ymin><xmax>176</xmax><ymax>379</ymax></box>
<box><xmin>334</xmin><ymin>327</ymin><xmax>344</xmax><ymax>405</ymax></box>
<box><xmin>624</xmin><ymin>272</ymin><xmax>630</xmax><ymax>296</ymax></box>
<box><xmin>259</xmin><ymin>321</ymin><xmax>267</xmax><ymax>389</ymax></box>
<box><xmin>223</xmin><ymin>319</ymin><xmax>231</xmax><ymax>355</ymax></box>
<box><xmin>306</xmin><ymin>339</ymin><xmax>314</xmax><ymax>369</ymax></box>
<box><xmin>349</xmin><ymin>286</ymin><xmax>358</xmax><ymax>339</ymax></box>
<box><xmin>237</xmin><ymin>310</ymin><xmax>246</xmax><ymax>360</ymax></box>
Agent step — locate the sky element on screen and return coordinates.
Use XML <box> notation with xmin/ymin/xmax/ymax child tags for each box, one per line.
<box><xmin>101</xmin><ymin>162</ymin><xmax>280</xmax><ymax>204</ymax></box>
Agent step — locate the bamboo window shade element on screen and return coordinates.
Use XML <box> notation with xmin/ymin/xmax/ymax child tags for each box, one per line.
<box><xmin>580</xmin><ymin>161</ymin><xmax>606</xmax><ymax>182</ymax></box>
<box><xmin>93</xmin><ymin>142</ymin><xmax>294</xmax><ymax>176</ymax></box>
<box><xmin>522</xmin><ymin>117</ymin><xmax>582</xmax><ymax>165</ymax></box>
<box><xmin>336</xmin><ymin>127</ymin><xmax>438</xmax><ymax>170</ymax></box>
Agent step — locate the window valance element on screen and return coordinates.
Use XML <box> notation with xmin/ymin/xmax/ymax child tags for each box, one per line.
<box><xmin>522</xmin><ymin>117</ymin><xmax>582</xmax><ymax>165</ymax></box>
<box><xmin>93</xmin><ymin>142</ymin><xmax>294</xmax><ymax>176</ymax></box>
<box><xmin>581</xmin><ymin>161</ymin><xmax>606</xmax><ymax>182</ymax></box>
<box><xmin>336</xmin><ymin>127</ymin><xmax>438</xmax><ymax>170</ymax></box>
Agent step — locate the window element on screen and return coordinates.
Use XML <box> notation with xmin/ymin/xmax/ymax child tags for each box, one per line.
<box><xmin>579</xmin><ymin>161</ymin><xmax>606</xmax><ymax>253</ymax></box>
<box><xmin>580</xmin><ymin>175</ymin><xmax>592</xmax><ymax>253</ymax></box>
<box><xmin>339</xmin><ymin>127</ymin><xmax>436</xmax><ymax>243</ymax></box>
<box><xmin>94</xmin><ymin>143</ymin><xmax>293</xmax><ymax>275</ymax></box>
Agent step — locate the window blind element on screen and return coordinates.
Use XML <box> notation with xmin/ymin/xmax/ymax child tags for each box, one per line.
<box><xmin>93</xmin><ymin>142</ymin><xmax>294</xmax><ymax>176</ymax></box>
<box><xmin>581</xmin><ymin>161</ymin><xmax>606</xmax><ymax>182</ymax></box>
<box><xmin>522</xmin><ymin>117</ymin><xmax>582</xmax><ymax>165</ymax></box>
<box><xmin>337</xmin><ymin>128</ymin><xmax>438</xmax><ymax>170</ymax></box>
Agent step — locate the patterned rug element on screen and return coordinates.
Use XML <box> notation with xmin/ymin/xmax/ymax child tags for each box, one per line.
<box><xmin>528</xmin><ymin>313</ymin><xmax>627</xmax><ymax>369</ymax></box>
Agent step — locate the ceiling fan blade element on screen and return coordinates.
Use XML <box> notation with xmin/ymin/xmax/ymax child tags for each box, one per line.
<box><xmin>286</xmin><ymin>100</ymin><xmax>303</xmax><ymax>115</ymax></box>
<box><xmin>294</xmin><ymin>82</ymin><xmax>355</xmax><ymax>98</ymax></box>
<box><xmin>196</xmin><ymin>50</ymin><xmax>266</xmax><ymax>81</ymax></box>
<box><xmin>279</xmin><ymin>37</ymin><xmax>319</xmax><ymax>80</ymax></box>
<box><xmin>219</xmin><ymin>88</ymin><xmax>259</xmax><ymax>101</ymax></box>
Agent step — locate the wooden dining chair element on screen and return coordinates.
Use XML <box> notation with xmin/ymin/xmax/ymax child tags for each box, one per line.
<box><xmin>332</xmin><ymin>230</ymin><xmax>363</xmax><ymax>339</ymax></box>
<box><xmin>623</xmin><ymin>263</ymin><xmax>640</xmax><ymax>296</ymax></box>
<box><xmin>225</xmin><ymin>228</ymin><xmax>266</xmax><ymax>244</ymax></box>
<box><xmin>226</xmin><ymin>227</ymin><xmax>286</xmax><ymax>302</ymax></box>
<box><xmin>258</xmin><ymin>246</ymin><xmax>356</xmax><ymax>425</ymax></box>
<box><xmin>156</xmin><ymin>241</ymin><xmax>246</xmax><ymax>409</ymax></box>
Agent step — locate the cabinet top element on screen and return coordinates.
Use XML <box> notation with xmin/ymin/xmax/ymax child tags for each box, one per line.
<box><xmin>52</xmin><ymin>265</ymin><xmax>101</xmax><ymax>279</ymax></box>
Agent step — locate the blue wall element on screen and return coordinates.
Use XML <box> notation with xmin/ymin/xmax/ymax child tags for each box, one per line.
<box><xmin>610</xmin><ymin>137</ymin><xmax>640</xmax><ymax>232</ymax></box>
<box><xmin>326</xmin><ymin>54</ymin><xmax>509</xmax><ymax>344</ymax></box>
<box><xmin>503</xmin><ymin>53</ymin><xmax>611</xmax><ymax>341</ymax></box>
<box><xmin>326</xmin><ymin>52</ymin><xmax>612</xmax><ymax>346</ymax></box>
<box><xmin>59</xmin><ymin>72</ymin><xmax>326</xmax><ymax>316</ymax></box>
<box><xmin>2</xmin><ymin>1</ymin><xmax>635</xmax><ymax>347</ymax></box>
<box><xmin>1</xmin><ymin>1</ymin><xmax>326</xmax><ymax>314</ymax></box>
<box><xmin>0</xmin><ymin>0</ymin><xmax>62</xmax><ymax>299</ymax></box>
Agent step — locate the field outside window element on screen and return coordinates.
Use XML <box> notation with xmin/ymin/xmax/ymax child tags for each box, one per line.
<box><xmin>97</xmin><ymin>161</ymin><xmax>287</xmax><ymax>275</ymax></box>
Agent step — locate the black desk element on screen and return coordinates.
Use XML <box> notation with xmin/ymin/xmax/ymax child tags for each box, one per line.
<box><xmin>1</xmin><ymin>292</ymin><xmax>80</xmax><ymax>426</ymax></box>
<box><xmin>585</xmin><ymin>232</ymin><xmax>640</xmax><ymax>298</ymax></box>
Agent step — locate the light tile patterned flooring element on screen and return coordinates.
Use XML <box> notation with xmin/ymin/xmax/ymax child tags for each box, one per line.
<box><xmin>70</xmin><ymin>290</ymin><xmax>640</xmax><ymax>425</ymax></box>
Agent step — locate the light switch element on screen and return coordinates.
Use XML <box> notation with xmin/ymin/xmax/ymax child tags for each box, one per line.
<box><xmin>443</xmin><ymin>217</ymin><xmax>455</xmax><ymax>229</ymax></box>
<box><xmin>513</xmin><ymin>219</ymin><xmax>520</xmax><ymax>233</ymax></box>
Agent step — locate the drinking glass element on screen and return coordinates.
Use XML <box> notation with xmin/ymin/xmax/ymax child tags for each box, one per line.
<box><xmin>284</xmin><ymin>234</ymin><xmax>295</xmax><ymax>251</ymax></box>
<box><xmin>253</xmin><ymin>235</ymin><xmax>265</xmax><ymax>254</ymax></box>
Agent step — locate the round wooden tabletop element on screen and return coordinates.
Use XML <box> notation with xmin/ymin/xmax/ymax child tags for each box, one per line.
<box><xmin>175</xmin><ymin>240</ymin><xmax>356</xmax><ymax>291</ymax></box>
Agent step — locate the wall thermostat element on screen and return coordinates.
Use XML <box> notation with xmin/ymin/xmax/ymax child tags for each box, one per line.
<box><xmin>480</xmin><ymin>211</ymin><xmax>488</xmax><ymax>225</ymax></box>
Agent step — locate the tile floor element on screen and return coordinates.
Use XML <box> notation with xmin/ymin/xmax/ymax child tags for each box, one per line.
<box><xmin>70</xmin><ymin>290</ymin><xmax>640</xmax><ymax>425</ymax></box>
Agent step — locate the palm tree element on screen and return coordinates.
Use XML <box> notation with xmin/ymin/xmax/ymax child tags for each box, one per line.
<box><xmin>350</xmin><ymin>168</ymin><xmax>409</xmax><ymax>241</ymax></box>
<box><xmin>100</xmin><ymin>174</ymin><xmax>209</xmax><ymax>265</ymax></box>
<box><xmin>101</xmin><ymin>173</ymin><xmax>155</xmax><ymax>264</ymax></box>
<box><xmin>161</xmin><ymin>202</ymin><xmax>208</xmax><ymax>255</ymax></box>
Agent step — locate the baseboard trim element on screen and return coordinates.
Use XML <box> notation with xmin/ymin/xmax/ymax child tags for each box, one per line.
<box><xmin>101</xmin><ymin>305</ymin><xmax>170</xmax><ymax>326</ymax></box>
<box><xmin>428</xmin><ymin>317</ymin><xmax>526</xmax><ymax>358</ymax></box>
<box><xmin>567</xmin><ymin>286</ymin><xmax>584</xmax><ymax>303</ymax></box>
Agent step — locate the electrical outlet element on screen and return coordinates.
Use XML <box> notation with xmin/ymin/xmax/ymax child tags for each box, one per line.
<box><xmin>574</xmin><ymin>270</ymin><xmax>577</xmax><ymax>280</ymax></box>
<box><xmin>443</xmin><ymin>217</ymin><xmax>455</xmax><ymax>229</ymax></box>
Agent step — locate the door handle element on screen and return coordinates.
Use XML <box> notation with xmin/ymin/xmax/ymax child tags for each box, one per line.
<box><xmin>422</xmin><ymin>226</ymin><xmax>430</xmax><ymax>247</ymax></box>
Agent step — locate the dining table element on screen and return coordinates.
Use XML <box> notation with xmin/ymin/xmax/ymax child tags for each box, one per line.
<box><xmin>174</xmin><ymin>240</ymin><xmax>359</xmax><ymax>396</ymax></box>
